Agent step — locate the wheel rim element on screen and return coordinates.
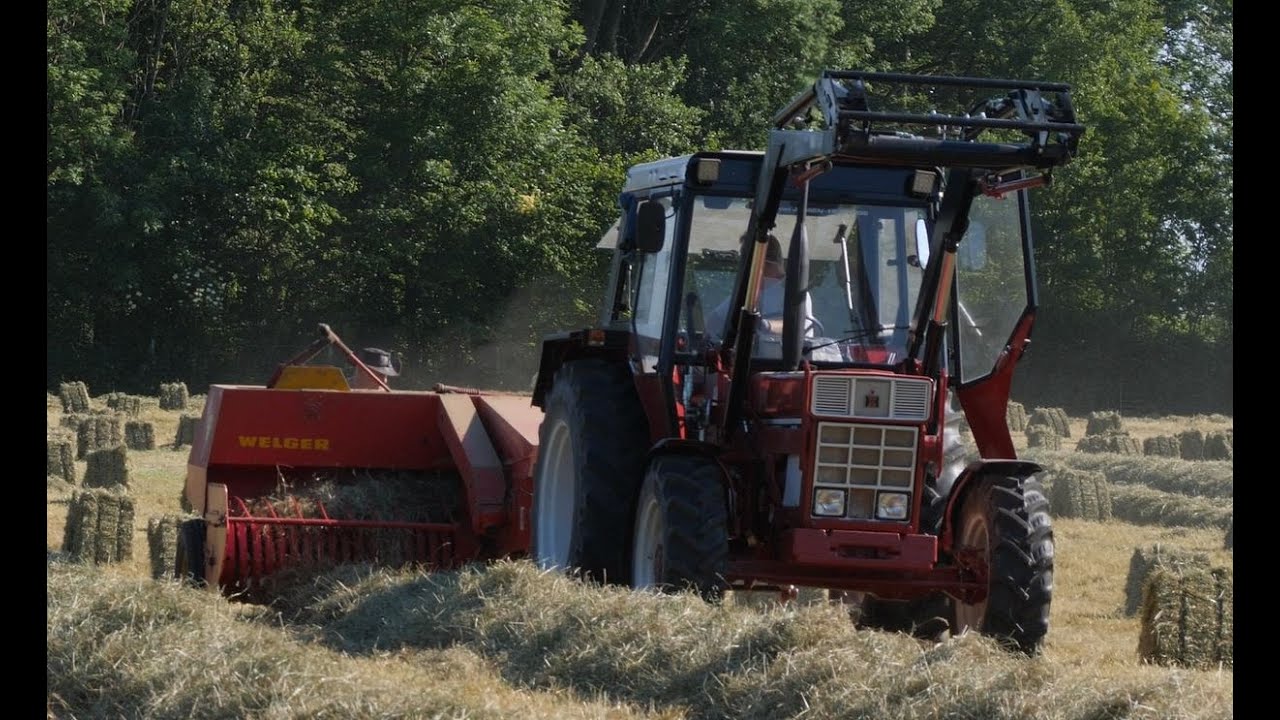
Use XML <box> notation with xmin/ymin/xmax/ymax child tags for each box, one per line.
<box><xmin>535</xmin><ymin>418</ymin><xmax>575</xmax><ymax>570</ymax></box>
<box><xmin>954</xmin><ymin>510</ymin><xmax>990</xmax><ymax>633</ymax></box>
<box><xmin>631</xmin><ymin>486</ymin><xmax>663</xmax><ymax>590</ymax></box>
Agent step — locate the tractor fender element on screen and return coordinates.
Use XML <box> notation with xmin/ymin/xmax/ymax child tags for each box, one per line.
<box><xmin>532</xmin><ymin>329</ymin><xmax>631</xmax><ymax>408</ymax></box>
<box><xmin>939</xmin><ymin>459</ymin><xmax>1042</xmax><ymax>553</ymax></box>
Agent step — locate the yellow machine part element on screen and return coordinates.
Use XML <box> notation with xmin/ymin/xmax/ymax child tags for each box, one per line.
<box><xmin>271</xmin><ymin>365</ymin><xmax>351</xmax><ymax>391</ymax></box>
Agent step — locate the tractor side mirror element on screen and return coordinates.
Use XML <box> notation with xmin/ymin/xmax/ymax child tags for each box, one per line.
<box><xmin>911</xmin><ymin>217</ymin><xmax>931</xmax><ymax>269</ymax></box>
<box><xmin>635</xmin><ymin>200</ymin><xmax>667</xmax><ymax>253</ymax></box>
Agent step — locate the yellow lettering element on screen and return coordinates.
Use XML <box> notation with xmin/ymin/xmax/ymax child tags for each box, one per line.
<box><xmin>238</xmin><ymin>436</ymin><xmax>257</xmax><ymax>448</ymax></box>
<box><xmin>300</xmin><ymin>438</ymin><xmax>313</xmax><ymax>450</ymax></box>
<box><xmin>283</xmin><ymin>437</ymin><xmax>299</xmax><ymax>449</ymax></box>
<box><xmin>259</xmin><ymin>436</ymin><xmax>271</xmax><ymax>447</ymax></box>
<box><xmin>271</xmin><ymin>437</ymin><xmax>283</xmax><ymax>449</ymax></box>
<box><xmin>315</xmin><ymin>439</ymin><xmax>330</xmax><ymax>451</ymax></box>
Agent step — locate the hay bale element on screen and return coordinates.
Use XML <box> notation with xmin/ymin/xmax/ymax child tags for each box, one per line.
<box><xmin>147</xmin><ymin>515</ymin><xmax>184</xmax><ymax>579</ymax></box>
<box><xmin>1026</xmin><ymin>425</ymin><xmax>1061</xmax><ymax>450</ymax></box>
<box><xmin>174</xmin><ymin>414</ymin><xmax>201</xmax><ymax>448</ymax></box>
<box><xmin>1138</xmin><ymin>566</ymin><xmax>1233</xmax><ymax>669</ymax></box>
<box><xmin>1142</xmin><ymin>435</ymin><xmax>1181</xmax><ymax>458</ymax></box>
<box><xmin>1123</xmin><ymin>544</ymin><xmax>1211</xmax><ymax>616</ymax></box>
<box><xmin>60</xmin><ymin>381</ymin><xmax>91</xmax><ymax>413</ymax></box>
<box><xmin>84</xmin><ymin>445</ymin><xmax>131</xmax><ymax>489</ymax></box>
<box><xmin>1085</xmin><ymin>411</ymin><xmax>1124</xmax><ymax>436</ymax></box>
<box><xmin>1108</xmin><ymin>483</ymin><xmax>1234</xmax><ymax>530</ymax></box>
<box><xmin>1178</xmin><ymin>430</ymin><xmax>1205</xmax><ymax>460</ymax></box>
<box><xmin>1224</xmin><ymin>516</ymin><xmax>1232</xmax><ymax>550</ymax></box>
<box><xmin>62</xmin><ymin>490</ymin><xmax>99</xmax><ymax>560</ymax></box>
<box><xmin>47</xmin><ymin>432</ymin><xmax>77</xmax><ymax>484</ymax></box>
<box><xmin>1203</xmin><ymin>432</ymin><xmax>1233</xmax><ymax>461</ymax></box>
<box><xmin>1030</xmin><ymin>407</ymin><xmax>1071</xmax><ymax>438</ymax></box>
<box><xmin>1076</xmin><ymin>433</ymin><xmax>1142</xmax><ymax>455</ymax></box>
<box><xmin>124</xmin><ymin>420</ymin><xmax>156</xmax><ymax>451</ymax></box>
<box><xmin>76</xmin><ymin>414</ymin><xmax>124</xmax><ymax>459</ymax></box>
<box><xmin>63</xmin><ymin>488</ymin><xmax>135</xmax><ymax>565</ymax></box>
<box><xmin>1006</xmin><ymin>401</ymin><xmax>1028</xmax><ymax>432</ymax></box>
<box><xmin>159</xmin><ymin>382</ymin><xmax>190</xmax><ymax>411</ymax></box>
<box><xmin>104</xmin><ymin>392</ymin><xmax>143</xmax><ymax>416</ymax></box>
<box><xmin>1047</xmin><ymin>468</ymin><xmax>1112</xmax><ymax>521</ymax></box>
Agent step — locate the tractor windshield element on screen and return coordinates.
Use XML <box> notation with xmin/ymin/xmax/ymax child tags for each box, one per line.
<box><xmin>686</xmin><ymin>196</ymin><xmax>927</xmax><ymax>366</ymax></box>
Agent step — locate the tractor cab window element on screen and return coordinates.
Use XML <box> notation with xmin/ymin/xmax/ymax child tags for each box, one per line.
<box><xmin>685</xmin><ymin>195</ymin><xmax>928</xmax><ymax>366</ymax></box>
<box><xmin>630</xmin><ymin>195</ymin><xmax>676</xmax><ymax>373</ymax></box>
<box><xmin>954</xmin><ymin>191</ymin><xmax>1032</xmax><ymax>384</ymax></box>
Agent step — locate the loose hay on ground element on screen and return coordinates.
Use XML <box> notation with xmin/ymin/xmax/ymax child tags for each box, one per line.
<box><xmin>1123</xmin><ymin>544</ymin><xmax>1211</xmax><ymax>616</ymax></box>
<box><xmin>1138</xmin><ymin>566</ymin><xmax>1233</xmax><ymax>670</ymax></box>
<box><xmin>1022</xmin><ymin>449</ymin><xmax>1232</xmax><ymax>500</ymax></box>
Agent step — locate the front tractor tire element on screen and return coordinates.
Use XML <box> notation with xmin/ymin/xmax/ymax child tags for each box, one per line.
<box><xmin>630</xmin><ymin>455</ymin><xmax>729</xmax><ymax>600</ymax></box>
<box><xmin>953</xmin><ymin>475</ymin><xmax>1054</xmax><ymax>654</ymax></box>
<box><xmin>531</xmin><ymin>359</ymin><xmax>649</xmax><ymax>585</ymax></box>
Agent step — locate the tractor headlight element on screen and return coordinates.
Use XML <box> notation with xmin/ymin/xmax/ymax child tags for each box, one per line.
<box><xmin>876</xmin><ymin>492</ymin><xmax>909</xmax><ymax>520</ymax></box>
<box><xmin>813</xmin><ymin>488</ymin><xmax>846</xmax><ymax>517</ymax></box>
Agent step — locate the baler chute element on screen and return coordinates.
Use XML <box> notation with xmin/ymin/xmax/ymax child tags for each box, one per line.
<box><xmin>179</xmin><ymin>325</ymin><xmax>541</xmax><ymax>595</ymax></box>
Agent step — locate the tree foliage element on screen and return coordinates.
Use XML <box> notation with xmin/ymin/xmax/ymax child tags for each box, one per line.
<box><xmin>47</xmin><ymin>0</ymin><xmax>1231</xmax><ymax>411</ymax></box>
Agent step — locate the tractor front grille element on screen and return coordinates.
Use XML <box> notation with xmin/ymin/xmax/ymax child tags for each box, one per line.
<box><xmin>810</xmin><ymin>375</ymin><xmax>932</xmax><ymax>422</ymax></box>
<box><xmin>813</xmin><ymin>422</ymin><xmax>917</xmax><ymax>520</ymax></box>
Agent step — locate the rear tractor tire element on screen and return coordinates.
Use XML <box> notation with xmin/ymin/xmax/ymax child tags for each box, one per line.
<box><xmin>531</xmin><ymin>359</ymin><xmax>649</xmax><ymax>585</ymax></box>
<box><xmin>952</xmin><ymin>475</ymin><xmax>1054</xmax><ymax>654</ymax></box>
<box><xmin>630</xmin><ymin>455</ymin><xmax>729</xmax><ymax>601</ymax></box>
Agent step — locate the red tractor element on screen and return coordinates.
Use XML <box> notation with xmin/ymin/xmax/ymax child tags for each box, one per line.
<box><xmin>178</xmin><ymin>69</ymin><xmax>1081</xmax><ymax>656</ymax></box>
<box><xmin>528</xmin><ymin>71</ymin><xmax>1084</xmax><ymax>653</ymax></box>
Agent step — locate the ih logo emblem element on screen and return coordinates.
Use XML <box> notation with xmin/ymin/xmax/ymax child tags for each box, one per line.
<box><xmin>864</xmin><ymin>389</ymin><xmax>880</xmax><ymax>408</ymax></box>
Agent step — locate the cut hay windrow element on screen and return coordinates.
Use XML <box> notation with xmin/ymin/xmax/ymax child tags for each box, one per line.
<box><xmin>1006</xmin><ymin>401</ymin><xmax>1028</xmax><ymax>432</ymax></box>
<box><xmin>174</xmin><ymin>414</ymin><xmax>200</xmax><ymax>448</ymax></box>
<box><xmin>1084</xmin><ymin>411</ymin><xmax>1124</xmax><ymax>436</ymax></box>
<box><xmin>1046</xmin><ymin>468</ymin><xmax>1112</xmax><ymax>521</ymax></box>
<box><xmin>1138</xmin><ymin>566</ymin><xmax>1233</xmax><ymax>670</ymax></box>
<box><xmin>146</xmin><ymin>515</ymin><xmax>185</xmax><ymax>579</ymax></box>
<box><xmin>84</xmin><ymin>445</ymin><xmax>132</xmax><ymax>489</ymax></box>
<box><xmin>1026</xmin><ymin>425</ymin><xmax>1061</xmax><ymax>450</ymax></box>
<box><xmin>1075</xmin><ymin>433</ymin><xmax>1141</xmax><ymax>455</ymax></box>
<box><xmin>1107</xmin><ymin>483</ymin><xmax>1232</xmax><ymax>530</ymax></box>
<box><xmin>104</xmin><ymin>392</ymin><xmax>143</xmax><ymax>416</ymax></box>
<box><xmin>159</xmin><ymin>381</ymin><xmax>190</xmax><ymax>411</ymax></box>
<box><xmin>124</xmin><ymin>420</ymin><xmax>156</xmax><ymax>451</ymax></box>
<box><xmin>47</xmin><ymin>431</ymin><xmax>77</xmax><ymax>484</ymax></box>
<box><xmin>76</xmin><ymin>414</ymin><xmax>124</xmax><ymax>460</ymax></box>
<box><xmin>1143</xmin><ymin>435</ymin><xmax>1181</xmax><ymax>458</ymax></box>
<box><xmin>1179</xmin><ymin>430</ymin><xmax>1206</xmax><ymax>460</ymax></box>
<box><xmin>1030</xmin><ymin>407</ymin><xmax>1071</xmax><ymax>437</ymax></box>
<box><xmin>1123</xmin><ymin>544</ymin><xmax>1211</xmax><ymax>616</ymax></box>
<box><xmin>61</xmin><ymin>488</ymin><xmax>136</xmax><ymax>565</ymax></box>
<box><xmin>1022</xmin><ymin>449</ymin><xmax>1232</xmax><ymax>500</ymax></box>
<box><xmin>60</xmin><ymin>381</ymin><xmax>91</xmax><ymax>413</ymax></box>
<box><xmin>1203</xmin><ymin>432</ymin><xmax>1233</xmax><ymax>461</ymax></box>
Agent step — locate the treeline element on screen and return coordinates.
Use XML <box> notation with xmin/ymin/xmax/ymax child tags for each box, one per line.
<box><xmin>47</xmin><ymin>0</ymin><xmax>1231</xmax><ymax>413</ymax></box>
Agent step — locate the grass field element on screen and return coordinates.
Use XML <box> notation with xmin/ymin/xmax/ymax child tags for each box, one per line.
<box><xmin>47</xmin><ymin>396</ymin><xmax>1234</xmax><ymax>719</ymax></box>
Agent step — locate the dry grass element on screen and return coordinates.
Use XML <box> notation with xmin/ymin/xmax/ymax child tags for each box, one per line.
<box><xmin>1024</xmin><ymin>449</ymin><xmax>1232</xmax><ymax>500</ymax></box>
<box><xmin>47</xmin><ymin>399</ymin><xmax>1234</xmax><ymax>719</ymax></box>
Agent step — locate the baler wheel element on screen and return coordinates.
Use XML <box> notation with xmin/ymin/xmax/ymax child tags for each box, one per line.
<box><xmin>630</xmin><ymin>454</ymin><xmax>728</xmax><ymax>601</ymax></box>
<box><xmin>174</xmin><ymin>518</ymin><xmax>207</xmax><ymax>588</ymax></box>
<box><xmin>952</xmin><ymin>475</ymin><xmax>1054</xmax><ymax>654</ymax></box>
<box><xmin>532</xmin><ymin>359</ymin><xmax>648</xmax><ymax>584</ymax></box>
